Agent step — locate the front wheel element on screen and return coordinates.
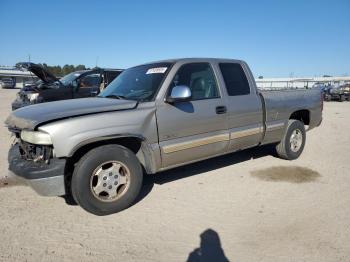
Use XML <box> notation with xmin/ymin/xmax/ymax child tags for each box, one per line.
<box><xmin>276</xmin><ymin>120</ymin><xmax>306</xmax><ymax>160</ymax></box>
<box><xmin>71</xmin><ymin>144</ymin><xmax>143</xmax><ymax>216</ymax></box>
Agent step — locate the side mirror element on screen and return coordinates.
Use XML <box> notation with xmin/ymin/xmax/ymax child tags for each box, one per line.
<box><xmin>166</xmin><ymin>85</ymin><xmax>192</xmax><ymax>103</ymax></box>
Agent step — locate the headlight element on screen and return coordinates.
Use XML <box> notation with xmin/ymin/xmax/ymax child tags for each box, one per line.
<box><xmin>27</xmin><ymin>93</ymin><xmax>39</xmax><ymax>102</ymax></box>
<box><xmin>20</xmin><ymin>130</ymin><xmax>52</xmax><ymax>145</ymax></box>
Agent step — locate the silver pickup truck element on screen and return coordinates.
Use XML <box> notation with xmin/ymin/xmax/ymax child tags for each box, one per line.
<box><xmin>6</xmin><ymin>58</ymin><xmax>323</xmax><ymax>215</ymax></box>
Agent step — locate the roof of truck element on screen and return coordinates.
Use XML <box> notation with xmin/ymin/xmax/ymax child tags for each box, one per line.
<box><xmin>139</xmin><ymin>58</ymin><xmax>244</xmax><ymax>66</ymax></box>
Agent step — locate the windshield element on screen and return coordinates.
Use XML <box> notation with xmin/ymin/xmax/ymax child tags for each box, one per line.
<box><xmin>99</xmin><ymin>63</ymin><xmax>172</xmax><ymax>101</ymax></box>
<box><xmin>59</xmin><ymin>72</ymin><xmax>82</xmax><ymax>86</ymax></box>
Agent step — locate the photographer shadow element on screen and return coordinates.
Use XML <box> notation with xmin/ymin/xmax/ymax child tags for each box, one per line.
<box><xmin>187</xmin><ymin>229</ymin><xmax>230</xmax><ymax>262</ymax></box>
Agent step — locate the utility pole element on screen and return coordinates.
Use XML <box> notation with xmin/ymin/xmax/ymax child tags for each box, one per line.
<box><xmin>28</xmin><ymin>54</ymin><xmax>31</xmax><ymax>62</ymax></box>
<box><xmin>95</xmin><ymin>56</ymin><xmax>99</xmax><ymax>68</ymax></box>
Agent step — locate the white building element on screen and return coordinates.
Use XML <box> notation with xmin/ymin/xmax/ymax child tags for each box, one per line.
<box><xmin>256</xmin><ymin>76</ymin><xmax>350</xmax><ymax>90</ymax></box>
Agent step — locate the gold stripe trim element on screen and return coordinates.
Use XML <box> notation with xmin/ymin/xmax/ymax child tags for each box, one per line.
<box><xmin>162</xmin><ymin>133</ymin><xmax>230</xmax><ymax>154</ymax></box>
<box><xmin>230</xmin><ymin>127</ymin><xmax>261</xmax><ymax>139</ymax></box>
<box><xmin>267</xmin><ymin>122</ymin><xmax>285</xmax><ymax>131</ymax></box>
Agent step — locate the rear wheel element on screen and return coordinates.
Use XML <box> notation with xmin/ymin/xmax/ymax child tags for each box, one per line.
<box><xmin>276</xmin><ymin>120</ymin><xmax>306</xmax><ymax>160</ymax></box>
<box><xmin>71</xmin><ymin>144</ymin><xmax>143</xmax><ymax>215</ymax></box>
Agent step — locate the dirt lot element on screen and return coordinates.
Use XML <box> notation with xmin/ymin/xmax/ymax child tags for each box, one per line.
<box><xmin>0</xmin><ymin>88</ymin><xmax>349</xmax><ymax>262</ymax></box>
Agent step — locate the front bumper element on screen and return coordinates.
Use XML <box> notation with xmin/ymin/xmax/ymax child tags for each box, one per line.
<box><xmin>8</xmin><ymin>144</ymin><xmax>67</xmax><ymax>196</ymax></box>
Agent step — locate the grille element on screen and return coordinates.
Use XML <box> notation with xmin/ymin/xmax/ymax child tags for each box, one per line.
<box><xmin>18</xmin><ymin>140</ymin><xmax>52</xmax><ymax>163</ymax></box>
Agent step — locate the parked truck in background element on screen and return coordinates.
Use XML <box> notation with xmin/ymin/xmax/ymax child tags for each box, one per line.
<box><xmin>12</xmin><ymin>62</ymin><xmax>123</xmax><ymax>110</ymax></box>
<box><xmin>341</xmin><ymin>84</ymin><xmax>350</xmax><ymax>101</ymax></box>
<box><xmin>6</xmin><ymin>58</ymin><xmax>323</xmax><ymax>215</ymax></box>
<box><xmin>324</xmin><ymin>84</ymin><xmax>350</xmax><ymax>102</ymax></box>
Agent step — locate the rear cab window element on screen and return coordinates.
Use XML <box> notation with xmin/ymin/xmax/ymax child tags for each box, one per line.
<box><xmin>219</xmin><ymin>63</ymin><xmax>250</xmax><ymax>96</ymax></box>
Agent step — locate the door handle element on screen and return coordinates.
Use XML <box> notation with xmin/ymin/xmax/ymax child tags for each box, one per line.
<box><xmin>216</xmin><ymin>106</ymin><xmax>227</xmax><ymax>114</ymax></box>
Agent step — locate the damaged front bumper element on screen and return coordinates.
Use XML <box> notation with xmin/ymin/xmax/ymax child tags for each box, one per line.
<box><xmin>8</xmin><ymin>144</ymin><xmax>67</xmax><ymax>196</ymax></box>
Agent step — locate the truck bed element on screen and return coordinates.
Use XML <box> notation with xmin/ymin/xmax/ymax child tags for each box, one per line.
<box><xmin>260</xmin><ymin>88</ymin><xmax>322</xmax><ymax>144</ymax></box>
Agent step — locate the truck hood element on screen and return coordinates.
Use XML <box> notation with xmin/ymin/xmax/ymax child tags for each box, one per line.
<box><xmin>16</xmin><ymin>62</ymin><xmax>59</xmax><ymax>84</ymax></box>
<box><xmin>6</xmin><ymin>98</ymin><xmax>138</xmax><ymax>130</ymax></box>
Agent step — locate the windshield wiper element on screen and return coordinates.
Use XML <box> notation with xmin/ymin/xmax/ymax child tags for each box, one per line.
<box><xmin>104</xmin><ymin>94</ymin><xmax>126</xmax><ymax>99</ymax></box>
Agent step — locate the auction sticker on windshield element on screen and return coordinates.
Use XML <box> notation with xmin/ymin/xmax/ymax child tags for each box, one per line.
<box><xmin>146</xmin><ymin>67</ymin><xmax>167</xmax><ymax>74</ymax></box>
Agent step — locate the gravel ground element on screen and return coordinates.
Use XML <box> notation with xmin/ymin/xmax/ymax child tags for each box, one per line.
<box><xmin>0</xmin><ymin>88</ymin><xmax>349</xmax><ymax>262</ymax></box>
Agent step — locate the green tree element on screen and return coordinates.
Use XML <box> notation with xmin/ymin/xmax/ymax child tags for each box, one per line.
<box><xmin>38</xmin><ymin>63</ymin><xmax>90</xmax><ymax>77</ymax></box>
<box><xmin>76</xmin><ymin>64</ymin><xmax>86</xmax><ymax>71</ymax></box>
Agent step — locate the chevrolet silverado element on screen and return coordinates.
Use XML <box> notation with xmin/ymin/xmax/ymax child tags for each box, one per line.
<box><xmin>6</xmin><ymin>58</ymin><xmax>323</xmax><ymax>215</ymax></box>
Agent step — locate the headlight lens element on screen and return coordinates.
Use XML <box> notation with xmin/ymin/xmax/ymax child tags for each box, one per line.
<box><xmin>20</xmin><ymin>130</ymin><xmax>52</xmax><ymax>145</ymax></box>
<box><xmin>27</xmin><ymin>93</ymin><xmax>39</xmax><ymax>102</ymax></box>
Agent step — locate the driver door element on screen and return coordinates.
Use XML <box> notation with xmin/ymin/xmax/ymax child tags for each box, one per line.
<box><xmin>156</xmin><ymin>62</ymin><xmax>229</xmax><ymax>168</ymax></box>
<box><xmin>39</xmin><ymin>85</ymin><xmax>73</xmax><ymax>102</ymax></box>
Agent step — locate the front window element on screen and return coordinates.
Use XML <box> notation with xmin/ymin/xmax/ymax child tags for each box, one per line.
<box><xmin>99</xmin><ymin>63</ymin><xmax>172</xmax><ymax>102</ymax></box>
<box><xmin>169</xmin><ymin>63</ymin><xmax>219</xmax><ymax>100</ymax></box>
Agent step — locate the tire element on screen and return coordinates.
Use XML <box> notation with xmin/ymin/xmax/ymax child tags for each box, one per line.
<box><xmin>71</xmin><ymin>144</ymin><xmax>143</xmax><ymax>216</ymax></box>
<box><xmin>276</xmin><ymin>120</ymin><xmax>306</xmax><ymax>160</ymax></box>
<box><xmin>339</xmin><ymin>95</ymin><xmax>345</xmax><ymax>102</ymax></box>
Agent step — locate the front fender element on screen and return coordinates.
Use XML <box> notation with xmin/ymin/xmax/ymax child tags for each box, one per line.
<box><xmin>68</xmin><ymin>134</ymin><xmax>145</xmax><ymax>157</ymax></box>
<box><xmin>38</xmin><ymin>104</ymin><xmax>160</xmax><ymax>173</ymax></box>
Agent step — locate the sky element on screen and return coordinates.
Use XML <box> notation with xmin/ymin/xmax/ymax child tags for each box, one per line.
<box><xmin>0</xmin><ymin>0</ymin><xmax>349</xmax><ymax>77</ymax></box>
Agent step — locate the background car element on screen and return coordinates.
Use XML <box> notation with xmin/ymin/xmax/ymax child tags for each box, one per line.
<box><xmin>339</xmin><ymin>84</ymin><xmax>350</xmax><ymax>101</ymax></box>
<box><xmin>312</xmin><ymin>83</ymin><xmax>331</xmax><ymax>101</ymax></box>
<box><xmin>12</xmin><ymin>62</ymin><xmax>123</xmax><ymax>110</ymax></box>
<box><xmin>0</xmin><ymin>78</ymin><xmax>15</xmax><ymax>89</ymax></box>
<box><xmin>327</xmin><ymin>85</ymin><xmax>347</xmax><ymax>102</ymax></box>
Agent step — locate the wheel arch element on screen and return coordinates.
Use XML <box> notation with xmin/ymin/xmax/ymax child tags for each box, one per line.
<box><xmin>65</xmin><ymin>135</ymin><xmax>158</xmax><ymax>179</ymax></box>
<box><xmin>289</xmin><ymin>109</ymin><xmax>310</xmax><ymax>125</ymax></box>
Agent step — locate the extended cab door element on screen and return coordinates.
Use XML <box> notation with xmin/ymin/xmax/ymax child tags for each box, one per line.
<box><xmin>218</xmin><ymin>62</ymin><xmax>264</xmax><ymax>151</ymax></box>
<box><xmin>156</xmin><ymin>62</ymin><xmax>229</xmax><ymax>168</ymax></box>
